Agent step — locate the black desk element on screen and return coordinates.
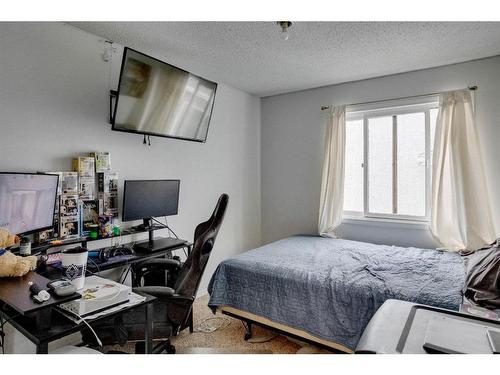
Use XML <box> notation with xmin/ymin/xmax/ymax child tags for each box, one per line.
<box><xmin>87</xmin><ymin>238</ymin><xmax>191</xmax><ymax>273</ymax></box>
<box><xmin>26</xmin><ymin>224</ymin><xmax>169</xmax><ymax>256</ymax></box>
<box><xmin>0</xmin><ymin>237</ymin><xmax>191</xmax><ymax>354</ymax></box>
<box><xmin>1</xmin><ymin>291</ymin><xmax>156</xmax><ymax>354</ymax></box>
<box><xmin>0</xmin><ymin>272</ymin><xmax>79</xmax><ymax>316</ymax></box>
<box><xmin>35</xmin><ymin>238</ymin><xmax>191</xmax><ymax>277</ymax></box>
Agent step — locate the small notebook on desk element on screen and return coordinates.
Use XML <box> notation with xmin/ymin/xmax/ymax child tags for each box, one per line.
<box><xmin>423</xmin><ymin>316</ymin><xmax>497</xmax><ymax>354</ymax></box>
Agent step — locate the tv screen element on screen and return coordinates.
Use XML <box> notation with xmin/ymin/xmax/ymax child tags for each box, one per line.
<box><xmin>112</xmin><ymin>47</ymin><xmax>217</xmax><ymax>143</ymax></box>
<box><xmin>0</xmin><ymin>173</ymin><xmax>59</xmax><ymax>235</ymax></box>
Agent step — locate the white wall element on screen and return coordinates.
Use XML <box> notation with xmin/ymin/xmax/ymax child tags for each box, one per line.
<box><xmin>0</xmin><ymin>22</ymin><xmax>261</xmax><ymax>352</ymax></box>
<box><xmin>261</xmin><ymin>56</ymin><xmax>500</xmax><ymax>248</ymax></box>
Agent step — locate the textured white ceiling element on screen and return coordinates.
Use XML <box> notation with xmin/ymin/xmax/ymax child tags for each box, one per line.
<box><xmin>69</xmin><ymin>22</ymin><xmax>500</xmax><ymax>97</ymax></box>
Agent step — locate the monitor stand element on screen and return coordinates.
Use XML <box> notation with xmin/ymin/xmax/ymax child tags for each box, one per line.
<box><xmin>133</xmin><ymin>218</ymin><xmax>186</xmax><ymax>253</ymax></box>
<box><xmin>134</xmin><ymin>237</ymin><xmax>186</xmax><ymax>253</ymax></box>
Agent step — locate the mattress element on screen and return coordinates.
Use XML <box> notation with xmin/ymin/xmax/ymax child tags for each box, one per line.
<box><xmin>208</xmin><ymin>235</ymin><xmax>466</xmax><ymax>350</ymax></box>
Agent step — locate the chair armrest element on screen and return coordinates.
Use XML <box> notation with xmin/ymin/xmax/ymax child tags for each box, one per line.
<box><xmin>136</xmin><ymin>258</ymin><xmax>181</xmax><ymax>270</ymax></box>
<box><xmin>168</xmin><ymin>294</ymin><xmax>195</xmax><ymax>303</ymax></box>
<box><xmin>133</xmin><ymin>286</ymin><xmax>194</xmax><ymax>304</ymax></box>
<box><xmin>133</xmin><ymin>286</ymin><xmax>175</xmax><ymax>298</ymax></box>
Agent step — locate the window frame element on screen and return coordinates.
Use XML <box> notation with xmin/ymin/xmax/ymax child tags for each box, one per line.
<box><xmin>344</xmin><ymin>99</ymin><xmax>439</xmax><ymax>223</ymax></box>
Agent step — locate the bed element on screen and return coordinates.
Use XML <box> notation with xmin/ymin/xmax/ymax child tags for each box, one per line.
<box><xmin>207</xmin><ymin>235</ymin><xmax>466</xmax><ymax>352</ymax></box>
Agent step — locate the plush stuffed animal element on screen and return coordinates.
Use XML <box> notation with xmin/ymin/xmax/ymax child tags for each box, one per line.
<box><xmin>0</xmin><ymin>250</ymin><xmax>37</xmax><ymax>277</ymax></box>
<box><xmin>0</xmin><ymin>228</ymin><xmax>37</xmax><ymax>277</ymax></box>
<box><xmin>0</xmin><ymin>228</ymin><xmax>19</xmax><ymax>248</ymax></box>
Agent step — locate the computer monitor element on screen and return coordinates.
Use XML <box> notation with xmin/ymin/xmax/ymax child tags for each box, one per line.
<box><xmin>122</xmin><ymin>179</ymin><xmax>180</xmax><ymax>223</ymax></box>
<box><xmin>122</xmin><ymin>179</ymin><xmax>181</xmax><ymax>252</ymax></box>
<box><xmin>0</xmin><ymin>173</ymin><xmax>59</xmax><ymax>236</ymax></box>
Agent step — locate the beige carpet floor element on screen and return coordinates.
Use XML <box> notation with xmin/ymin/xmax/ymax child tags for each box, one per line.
<box><xmin>105</xmin><ymin>294</ymin><xmax>329</xmax><ymax>354</ymax></box>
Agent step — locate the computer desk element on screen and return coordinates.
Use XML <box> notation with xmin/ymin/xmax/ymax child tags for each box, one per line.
<box><xmin>0</xmin><ymin>238</ymin><xmax>191</xmax><ymax>354</ymax></box>
<box><xmin>0</xmin><ymin>284</ymin><xmax>156</xmax><ymax>354</ymax></box>
<box><xmin>38</xmin><ymin>237</ymin><xmax>192</xmax><ymax>276</ymax></box>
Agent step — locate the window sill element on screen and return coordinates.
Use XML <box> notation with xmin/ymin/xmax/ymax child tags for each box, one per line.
<box><xmin>341</xmin><ymin>215</ymin><xmax>430</xmax><ymax>231</ymax></box>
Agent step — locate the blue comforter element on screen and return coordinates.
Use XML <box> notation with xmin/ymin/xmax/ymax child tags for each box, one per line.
<box><xmin>208</xmin><ymin>235</ymin><xmax>466</xmax><ymax>350</ymax></box>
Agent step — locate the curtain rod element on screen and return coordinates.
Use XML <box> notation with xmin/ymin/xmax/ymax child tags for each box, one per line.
<box><xmin>320</xmin><ymin>85</ymin><xmax>478</xmax><ymax>111</ymax></box>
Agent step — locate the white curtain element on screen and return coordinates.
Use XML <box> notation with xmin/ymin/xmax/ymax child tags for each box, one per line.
<box><xmin>431</xmin><ymin>89</ymin><xmax>496</xmax><ymax>251</ymax></box>
<box><xmin>318</xmin><ymin>106</ymin><xmax>346</xmax><ymax>237</ymax></box>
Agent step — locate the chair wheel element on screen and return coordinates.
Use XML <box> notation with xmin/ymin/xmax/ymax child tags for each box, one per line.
<box><xmin>166</xmin><ymin>344</ymin><xmax>176</xmax><ymax>354</ymax></box>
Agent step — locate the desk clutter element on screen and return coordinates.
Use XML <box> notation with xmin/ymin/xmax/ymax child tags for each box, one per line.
<box><xmin>58</xmin><ymin>276</ymin><xmax>131</xmax><ymax>317</ymax></box>
<box><xmin>0</xmin><ymin>155</ymin><xmax>228</xmax><ymax>354</ymax></box>
<box><xmin>36</xmin><ymin>151</ymin><xmax>118</xmax><ymax>244</ymax></box>
<box><xmin>0</xmin><ymin>192</ymin><xmax>227</xmax><ymax>354</ymax></box>
<box><xmin>0</xmin><ymin>239</ymin><xmax>190</xmax><ymax>354</ymax></box>
<box><xmin>43</xmin><ymin>245</ymin><xmax>138</xmax><ymax>274</ymax></box>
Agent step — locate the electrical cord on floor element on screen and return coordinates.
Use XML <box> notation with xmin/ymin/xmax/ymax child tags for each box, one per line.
<box><xmin>193</xmin><ymin>317</ymin><xmax>231</xmax><ymax>333</ymax></box>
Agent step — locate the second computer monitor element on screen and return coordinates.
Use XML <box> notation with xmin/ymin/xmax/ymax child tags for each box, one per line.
<box><xmin>0</xmin><ymin>172</ymin><xmax>59</xmax><ymax>235</ymax></box>
<box><xmin>122</xmin><ymin>179</ymin><xmax>180</xmax><ymax>222</ymax></box>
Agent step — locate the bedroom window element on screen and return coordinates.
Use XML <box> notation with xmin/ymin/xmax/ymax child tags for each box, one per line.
<box><xmin>343</xmin><ymin>100</ymin><xmax>439</xmax><ymax>222</ymax></box>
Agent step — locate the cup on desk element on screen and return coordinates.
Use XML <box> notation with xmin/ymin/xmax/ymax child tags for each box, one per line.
<box><xmin>61</xmin><ymin>247</ymin><xmax>88</xmax><ymax>290</ymax></box>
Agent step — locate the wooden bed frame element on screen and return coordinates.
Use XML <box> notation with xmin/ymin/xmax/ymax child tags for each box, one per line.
<box><xmin>219</xmin><ymin>306</ymin><xmax>353</xmax><ymax>353</ymax></box>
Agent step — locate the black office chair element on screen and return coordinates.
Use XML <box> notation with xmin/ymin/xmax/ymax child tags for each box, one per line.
<box><xmin>86</xmin><ymin>193</ymin><xmax>229</xmax><ymax>353</ymax></box>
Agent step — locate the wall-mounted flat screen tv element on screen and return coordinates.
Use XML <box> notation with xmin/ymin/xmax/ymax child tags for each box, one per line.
<box><xmin>112</xmin><ymin>47</ymin><xmax>217</xmax><ymax>143</ymax></box>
